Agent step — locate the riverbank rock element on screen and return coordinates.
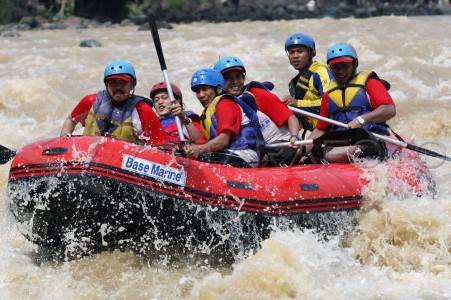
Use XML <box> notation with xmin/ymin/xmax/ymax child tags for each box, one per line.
<box><xmin>79</xmin><ymin>39</ymin><xmax>102</xmax><ymax>47</ymax></box>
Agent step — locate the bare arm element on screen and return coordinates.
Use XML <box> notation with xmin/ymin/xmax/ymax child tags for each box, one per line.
<box><xmin>307</xmin><ymin>128</ymin><xmax>327</xmax><ymax>140</ymax></box>
<box><xmin>183</xmin><ymin>120</ymin><xmax>203</xmax><ymax>143</ymax></box>
<box><xmin>305</xmin><ymin>128</ymin><xmax>327</xmax><ymax>153</ymax></box>
<box><xmin>287</xmin><ymin>114</ymin><xmax>300</xmax><ymax>137</ymax></box>
<box><xmin>362</xmin><ymin>104</ymin><xmax>396</xmax><ymax>123</ymax></box>
<box><xmin>60</xmin><ymin>116</ymin><xmax>77</xmax><ymax>136</ymax></box>
<box><xmin>170</xmin><ymin>103</ymin><xmax>202</xmax><ymax>143</ymax></box>
<box><xmin>348</xmin><ymin>104</ymin><xmax>396</xmax><ymax>128</ymax></box>
<box><xmin>184</xmin><ymin>132</ymin><xmax>231</xmax><ymax>158</ymax></box>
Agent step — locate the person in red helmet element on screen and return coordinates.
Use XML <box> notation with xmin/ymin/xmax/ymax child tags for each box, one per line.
<box><xmin>150</xmin><ymin>82</ymin><xmax>205</xmax><ymax>144</ymax></box>
<box><xmin>60</xmin><ymin>60</ymin><xmax>166</xmax><ymax>145</ymax></box>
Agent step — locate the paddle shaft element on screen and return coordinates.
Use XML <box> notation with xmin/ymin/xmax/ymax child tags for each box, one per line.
<box><xmin>266</xmin><ymin>140</ymin><xmax>313</xmax><ymax>149</ymax></box>
<box><xmin>290</xmin><ymin>106</ymin><xmax>411</xmax><ymax>146</ymax></box>
<box><xmin>149</xmin><ymin>15</ymin><xmax>186</xmax><ymax>142</ymax></box>
<box><xmin>289</xmin><ymin>106</ymin><xmax>451</xmax><ymax>161</ymax></box>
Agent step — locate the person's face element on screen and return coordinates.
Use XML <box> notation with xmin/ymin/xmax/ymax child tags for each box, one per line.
<box><xmin>105</xmin><ymin>79</ymin><xmax>134</xmax><ymax>103</ymax></box>
<box><xmin>330</xmin><ymin>62</ymin><xmax>355</xmax><ymax>84</ymax></box>
<box><xmin>223</xmin><ymin>70</ymin><xmax>245</xmax><ymax>96</ymax></box>
<box><xmin>287</xmin><ymin>46</ymin><xmax>310</xmax><ymax>70</ymax></box>
<box><xmin>153</xmin><ymin>90</ymin><xmax>173</xmax><ymax>116</ymax></box>
<box><xmin>195</xmin><ymin>86</ymin><xmax>217</xmax><ymax>108</ymax></box>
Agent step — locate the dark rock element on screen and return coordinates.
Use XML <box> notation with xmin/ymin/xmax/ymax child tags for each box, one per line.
<box><xmin>19</xmin><ymin>16</ymin><xmax>38</xmax><ymax>28</ymax></box>
<box><xmin>129</xmin><ymin>15</ymin><xmax>147</xmax><ymax>25</ymax></box>
<box><xmin>120</xmin><ymin>19</ymin><xmax>134</xmax><ymax>26</ymax></box>
<box><xmin>34</xmin><ymin>15</ymin><xmax>48</xmax><ymax>27</ymax></box>
<box><xmin>42</xmin><ymin>23</ymin><xmax>68</xmax><ymax>30</ymax></box>
<box><xmin>16</xmin><ymin>23</ymin><xmax>32</xmax><ymax>31</ymax></box>
<box><xmin>158</xmin><ymin>21</ymin><xmax>173</xmax><ymax>30</ymax></box>
<box><xmin>368</xmin><ymin>6</ymin><xmax>379</xmax><ymax>16</ymax></box>
<box><xmin>138</xmin><ymin>20</ymin><xmax>173</xmax><ymax>31</ymax></box>
<box><xmin>275</xmin><ymin>6</ymin><xmax>287</xmax><ymax>18</ymax></box>
<box><xmin>137</xmin><ymin>23</ymin><xmax>149</xmax><ymax>31</ymax></box>
<box><xmin>79</xmin><ymin>39</ymin><xmax>102</xmax><ymax>47</ymax></box>
<box><xmin>353</xmin><ymin>7</ymin><xmax>370</xmax><ymax>18</ymax></box>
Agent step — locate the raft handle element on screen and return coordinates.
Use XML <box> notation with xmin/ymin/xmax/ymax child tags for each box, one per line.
<box><xmin>42</xmin><ymin>147</ymin><xmax>68</xmax><ymax>156</ymax></box>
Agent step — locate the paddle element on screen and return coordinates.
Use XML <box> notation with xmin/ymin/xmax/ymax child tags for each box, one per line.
<box><xmin>148</xmin><ymin>14</ymin><xmax>186</xmax><ymax>142</ymax></box>
<box><xmin>289</xmin><ymin>106</ymin><xmax>451</xmax><ymax>162</ymax></box>
<box><xmin>0</xmin><ymin>145</ymin><xmax>16</xmax><ymax>165</ymax></box>
<box><xmin>266</xmin><ymin>128</ymin><xmax>371</xmax><ymax>149</ymax></box>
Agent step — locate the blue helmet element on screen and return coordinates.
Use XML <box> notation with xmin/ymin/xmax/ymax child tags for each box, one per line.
<box><xmin>326</xmin><ymin>43</ymin><xmax>358</xmax><ymax>63</ymax></box>
<box><xmin>213</xmin><ymin>56</ymin><xmax>246</xmax><ymax>74</ymax></box>
<box><xmin>104</xmin><ymin>60</ymin><xmax>136</xmax><ymax>81</ymax></box>
<box><xmin>191</xmin><ymin>68</ymin><xmax>224</xmax><ymax>92</ymax></box>
<box><xmin>285</xmin><ymin>33</ymin><xmax>316</xmax><ymax>55</ymax></box>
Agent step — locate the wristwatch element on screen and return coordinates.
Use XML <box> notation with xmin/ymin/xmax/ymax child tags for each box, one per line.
<box><xmin>356</xmin><ymin>116</ymin><xmax>366</xmax><ymax>126</ymax></box>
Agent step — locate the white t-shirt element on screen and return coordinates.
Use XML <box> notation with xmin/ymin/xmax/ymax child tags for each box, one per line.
<box><xmin>257</xmin><ymin>111</ymin><xmax>291</xmax><ymax>144</ymax></box>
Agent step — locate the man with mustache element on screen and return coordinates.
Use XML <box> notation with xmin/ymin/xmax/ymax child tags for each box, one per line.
<box><xmin>60</xmin><ymin>60</ymin><xmax>166</xmax><ymax>145</ymax></box>
<box><xmin>308</xmin><ymin>43</ymin><xmax>396</xmax><ymax>162</ymax></box>
<box><xmin>149</xmin><ymin>82</ymin><xmax>205</xmax><ymax>144</ymax></box>
<box><xmin>282</xmin><ymin>33</ymin><xmax>332</xmax><ymax>131</ymax></box>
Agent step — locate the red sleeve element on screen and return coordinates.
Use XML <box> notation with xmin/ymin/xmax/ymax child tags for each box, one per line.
<box><xmin>135</xmin><ymin>102</ymin><xmax>167</xmax><ymax>145</ymax></box>
<box><xmin>191</xmin><ymin>120</ymin><xmax>207</xmax><ymax>144</ymax></box>
<box><xmin>249</xmin><ymin>87</ymin><xmax>293</xmax><ymax>127</ymax></box>
<box><xmin>315</xmin><ymin>93</ymin><xmax>331</xmax><ymax>131</ymax></box>
<box><xmin>70</xmin><ymin>94</ymin><xmax>97</xmax><ymax>126</ymax></box>
<box><xmin>365</xmin><ymin>78</ymin><xmax>395</xmax><ymax>108</ymax></box>
<box><xmin>215</xmin><ymin>99</ymin><xmax>242</xmax><ymax>139</ymax></box>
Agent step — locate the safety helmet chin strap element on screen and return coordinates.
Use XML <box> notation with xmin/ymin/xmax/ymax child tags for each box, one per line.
<box><xmin>351</xmin><ymin>59</ymin><xmax>359</xmax><ymax>78</ymax></box>
<box><xmin>308</xmin><ymin>47</ymin><xmax>316</xmax><ymax>62</ymax></box>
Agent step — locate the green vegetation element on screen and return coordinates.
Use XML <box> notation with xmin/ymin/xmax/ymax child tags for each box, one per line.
<box><xmin>0</xmin><ymin>0</ymin><xmax>441</xmax><ymax>26</ymax></box>
<box><xmin>0</xmin><ymin>0</ymin><xmax>28</xmax><ymax>24</ymax></box>
<box><xmin>127</xmin><ymin>0</ymin><xmax>220</xmax><ymax>16</ymax></box>
<box><xmin>1</xmin><ymin>0</ymin><xmax>207</xmax><ymax>24</ymax></box>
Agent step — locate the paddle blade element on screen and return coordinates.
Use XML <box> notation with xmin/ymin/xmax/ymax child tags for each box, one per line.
<box><xmin>0</xmin><ymin>145</ymin><xmax>16</xmax><ymax>164</ymax></box>
<box><xmin>148</xmin><ymin>14</ymin><xmax>167</xmax><ymax>71</ymax></box>
<box><xmin>406</xmin><ymin>143</ymin><xmax>451</xmax><ymax>162</ymax></box>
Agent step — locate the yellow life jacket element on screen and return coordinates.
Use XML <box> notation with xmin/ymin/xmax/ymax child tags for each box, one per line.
<box><xmin>289</xmin><ymin>61</ymin><xmax>332</xmax><ymax>128</ymax></box>
<box><xmin>83</xmin><ymin>90</ymin><xmax>143</xmax><ymax>143</ymax></box>
<box><xmin>325</xmin><ymin>69</ymin><xmax>390</xmax><ymax>135</ymax></box>
<box><xmin>326</xmin><ymin>69</ymin><xmax>373</xmax><ymax>108</ymax></box>
<box><xmin>200</xmin><ymin>94</ymin><xmax>262</xmax><ymax>151</ymax></box>
<box><xmin>200</xmin><ymin>95</ymin><xmax>223</xmax><ymax>140</ymax></box>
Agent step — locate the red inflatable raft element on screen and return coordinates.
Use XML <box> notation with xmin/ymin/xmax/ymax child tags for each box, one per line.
<box><xmin>7</xmin><ymin>135</ymin><xmax>434</xmax><ymax>260</ymax></box>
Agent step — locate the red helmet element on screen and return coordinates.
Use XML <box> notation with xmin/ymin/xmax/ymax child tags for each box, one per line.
<box><xmin>149</xmin><ymin>82</ymin><xmax>183</xmax><ymax>102</ymax></box>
